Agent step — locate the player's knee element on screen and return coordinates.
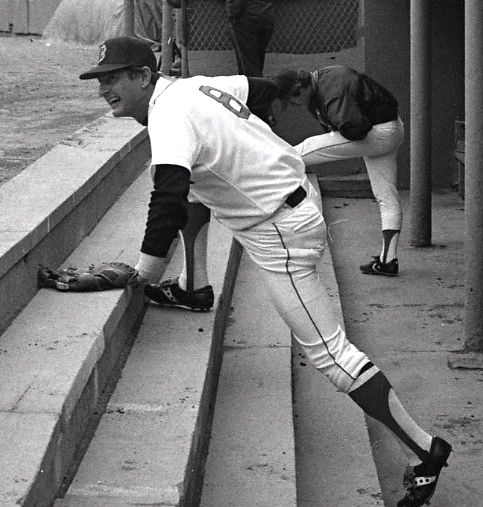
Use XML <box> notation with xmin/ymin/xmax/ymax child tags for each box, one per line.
<box><xmin>301</xmin><ymin>325</ymin><xmax>369</xmax><ymax>393</ymax></box>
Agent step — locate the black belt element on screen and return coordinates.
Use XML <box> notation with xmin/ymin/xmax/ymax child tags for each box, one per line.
<box><xmin>285</xmin><ymin>185</ymin><xmax>307</xmax><ymax>208</ymax></box>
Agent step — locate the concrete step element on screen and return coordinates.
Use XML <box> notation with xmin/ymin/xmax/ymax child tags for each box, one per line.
<box><xmin>291</xmin><ymin>177</ymin><xmax>383</xmax><ymax>506</ymax></box>
<box><xmin>197</xmin><ymin>175</ymin><xmax>381</xmax><ymax>506</ymax></box>
<box><xmin>0</xmin><ymin>168</ymin><xmax>151</xmax><ymax>507</ymax></box>
<box><xmin>0</xmin><ymin>114</ymin><xmax>149</xmax><ymax>337</ymax></box>
<box><xmin>200</xmin><ymin>250</ymin><xmax>297</xmax><ymax>507</ymax></box>
<box><xmin>54</xmin><ymin>218</ymin><xmax>240</xmax><ymax>506</ymax></box>
<box><xmin>0</xmin><ymin>114</ymin><xmax>151</xmax><ymax>507</ymax></box>
<box><xmin>318</xmin><ymin>173</ymin><xmax>374</xmax><ymax>198</ymax></box>
<box><xmin>0</xmin><ymin>159</ymin><xmax>241</xmax><ymax>506</ymax></box>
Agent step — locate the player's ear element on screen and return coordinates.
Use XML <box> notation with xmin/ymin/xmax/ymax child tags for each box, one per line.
<box><xmin>140</xmin><ymin>66</ymin><xmax>153</xmax><ymax>88</ymax></box>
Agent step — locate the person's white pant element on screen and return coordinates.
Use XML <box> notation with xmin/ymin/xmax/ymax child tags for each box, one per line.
<box><xmin>295</xmin><ymin>118</ymin><xmax>404</xmax><ymax>230</ymax></box>
<box><xmin>234</xmin><ymin>180</ymin><xmax>369</xmax><ymax>392</ymax></box>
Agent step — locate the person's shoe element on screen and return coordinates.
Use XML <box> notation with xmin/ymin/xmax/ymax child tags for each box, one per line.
<box><xmin>397</xmin><ymin>436</ymin><xmax>452</xmax><ymax>507</ymax></box>
<box><xmin>359</xmin><ymin>256</ymin><xmax>399</xmax><ymax>276</ymax></box>
<box><xmin>144</xmin><ymin>277</ymin><xmax>214</xmax><ymax>311</ymax></box>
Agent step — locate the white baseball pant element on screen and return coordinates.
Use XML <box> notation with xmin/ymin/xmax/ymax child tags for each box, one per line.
<box><xmin>234</xmin><ymin>179</ymin><xmax>370</xmax><ymax>393</ymax></box>
<box><xmin>295</xmin><ymin>118</ymin><xmax>405</xmax><ymax>231</ymax></box>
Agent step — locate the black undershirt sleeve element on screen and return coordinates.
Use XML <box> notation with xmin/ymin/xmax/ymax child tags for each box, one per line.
<box><xmin>140</xmin><ymin>164</ymin><xmax>191</xmax><ymax>258</ymax></box>
<box><xmin>326</xmin><ymin>94</ymin><xmax>372</xmax><ymax>141</ymax></box>
<box><xmin>246</xmin><ymin>77</ymin><xmax>279</xmax><ymax>119</ymax></box>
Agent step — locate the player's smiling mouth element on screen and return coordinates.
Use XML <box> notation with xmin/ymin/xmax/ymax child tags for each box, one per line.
<box><xmin>106</xmin><ymin>95</ymin><xmax>121</xmax><ymax>106</ymax></box>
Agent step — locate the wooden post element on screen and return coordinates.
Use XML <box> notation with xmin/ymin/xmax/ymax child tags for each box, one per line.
<box><xmin>161</xmin><ymin>0</ymin><xmax>175</xmax><ymax>75</ymax></box>
<box><xmin>409</xmin><ymin>0</ymin><xmax>432</xmax><ymax>247</ymax></box>
<box><xmin>123</xmin><ymin>0</ymin><xmax>135</xmax><ymax>36</ymax></box>
<box><xmin>463</xmin><ymin>0</ymin><xmax>483</xmax><ymax>353</ymax></box>
<box><xmin>447</xmin><ymin>0</ymin><xmax>483</xmax><ymax>369</ymax></box>
<box><xmin>178</xmin><ymin>0</ymin><xmax>190</xmax><ymax>77</ymax></box>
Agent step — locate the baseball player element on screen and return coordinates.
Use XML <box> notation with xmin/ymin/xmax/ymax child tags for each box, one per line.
<box><xmin>274</xmin><ymin>66</ymin><xmax>404</xmax><ymax>277</ymax></box>
<box><xmin>149</xmin><ymin>65</ymin><xmax>404</xmax><ymax>314</ymax></box>
<box><xmin>80</xmin><ymin>37</ymin><xmax>452</xmax><ymax>507</ymax></box>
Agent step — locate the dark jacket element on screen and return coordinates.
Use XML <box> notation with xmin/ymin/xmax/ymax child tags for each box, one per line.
<box><xmin>308</xmin><ymin>65</ymin><xmax>398</xmax><ymax>140</ymax></box>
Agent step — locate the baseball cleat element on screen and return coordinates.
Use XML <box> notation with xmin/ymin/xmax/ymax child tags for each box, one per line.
<box><xmin>144</xmin><ymin>277</ymin><xmax>214</xmax><ymax>311</ymax></box>
<box><xmin>359</xmin><ymin>256</ymin><xmax>399</xmax><ymax>276</ymax></box>
<box><xmin>397</xmin><ymin>436</ymin><xmax>452</xmax><ymax>507</ymax></box>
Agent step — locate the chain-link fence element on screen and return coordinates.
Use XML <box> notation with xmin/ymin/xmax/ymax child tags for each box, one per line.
<box><xmin>188</xmin><ymin>0</ymin><xmax>359</xmax><ymax>54</ymax></box>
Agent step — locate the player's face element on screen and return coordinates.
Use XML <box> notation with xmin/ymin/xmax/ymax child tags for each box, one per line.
<box><xmin>97</xmin><ymin>70</ymin><xmax>147</xmax><ymax>122</ymax></box>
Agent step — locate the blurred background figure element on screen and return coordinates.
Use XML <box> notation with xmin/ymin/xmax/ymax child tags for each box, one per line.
<box><xmin>226</xmin><ymin>0</ymin><xmax>275</xmax><ymax>77</ymax></box>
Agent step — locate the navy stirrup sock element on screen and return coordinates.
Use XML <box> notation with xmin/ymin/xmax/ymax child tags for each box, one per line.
<box><xmin>349</xmin><ymin>366</ymin><xmax>429</xmax><ymax>462</ymax></box>
<box><xmin>182</xmin><ymin>202</ymin><xmax>210</xmax><ymax>291</ymax></box>
<box><xmin>381</xmin><ymin>229</ymin><xmax>399</xmax><ymax>263</ymax></box>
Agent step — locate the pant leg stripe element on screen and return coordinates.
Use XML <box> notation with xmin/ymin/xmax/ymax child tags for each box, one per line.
<box><xmin>272</xmin><ymin>223</ymin><xmax>356</xmax><ymax>381</ymax></box>
<box><xmin>301</xmin><ymin>138</ymin><xmax>354</xmax><ymax>159</ymax></box>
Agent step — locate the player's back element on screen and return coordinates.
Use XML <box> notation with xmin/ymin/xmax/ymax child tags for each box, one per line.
<box><xmin>149</xmin><ymin>74</ymin><xmax>306</xmax><ymax>230</ymax></box>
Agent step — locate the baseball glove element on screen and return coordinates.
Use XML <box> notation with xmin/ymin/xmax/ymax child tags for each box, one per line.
<box><xmin>38</xmin><ymin>262</ymin><xmax>138</xmax><ymax>292</ymax></box>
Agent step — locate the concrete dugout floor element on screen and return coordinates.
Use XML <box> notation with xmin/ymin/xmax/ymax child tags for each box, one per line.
<box><xmin>319</xmin><ymin>190</ymin><xmax>483</xmax><ymax>507</ymax></box>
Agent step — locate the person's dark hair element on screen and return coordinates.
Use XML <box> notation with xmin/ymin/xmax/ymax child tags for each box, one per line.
<box><xmin>271</xmin><ymin>69</ymin><xmax>298</xmax><ymax>101</ymax></box>
<box><xmin>296</xmin><ymin>69</ymin><xmax>312</xmax><ymax>88</ymax></box>
<box><xmin>271</xmin><ymin>69</ymin><xmax>311</xmax><ymax>101</ymax></box>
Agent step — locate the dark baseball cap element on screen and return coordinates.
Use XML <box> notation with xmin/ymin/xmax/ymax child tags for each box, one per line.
<box><xmin>79</xmin><ymin>36</ymin><xmax>157</xmax><ymax>80</ymax></box>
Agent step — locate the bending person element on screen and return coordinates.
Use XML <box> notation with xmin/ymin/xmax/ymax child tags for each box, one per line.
<box><xmin>148</xmin><ymin>65</ymin><xmax>405</xmax><ymax>314</ymax></box>
<box><xmin>276</xmin><ymin>66</ymin><xmax>404</xmax><ymax>277</ymax></box>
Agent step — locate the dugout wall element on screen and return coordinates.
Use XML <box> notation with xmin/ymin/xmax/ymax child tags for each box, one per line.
<box><xmin>361</xmin><ymin>0</ymin><xmax>464</xmax><ymax>190</ymax></box>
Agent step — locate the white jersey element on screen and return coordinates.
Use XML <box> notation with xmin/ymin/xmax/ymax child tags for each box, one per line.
<box><xmin>148</xmin><ymin>74</ymin><xmax>305</xmax><ymax>231</ymax></box>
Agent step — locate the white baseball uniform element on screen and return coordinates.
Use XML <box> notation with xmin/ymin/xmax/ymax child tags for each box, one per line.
<box><xmin>295</xmin><ymin>118</ymin><xmax>404</xmax><ymax>231</ymax></box>
<box><xmin>148</xmin><ymin>74</ymin><xmax>370</xmax><ymax>392</ymax></box>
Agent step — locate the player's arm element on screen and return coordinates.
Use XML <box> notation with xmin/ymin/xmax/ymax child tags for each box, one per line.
<box><xmin>322</xmin><ymin>76</ymin><xmax>372</xmax><ymax>140</ymax></box>
<box><xmin>136</xmin><ymin>164</ymin><xmax>190</xmax><ymax>282</ymax></box>
<box><xmin>246</xmin><ymin>77</ymin><xmax>279</xmax><ymax>123</ymax></box>
<box><xmin>246</xmin><ymin>77</ymin><xmax>278</xmax><ymax>109</ymax></box>
<box><xmin>325</xmin><ymin>94</ymin><xmax>371</xmax><ymax>140</ymax></box>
